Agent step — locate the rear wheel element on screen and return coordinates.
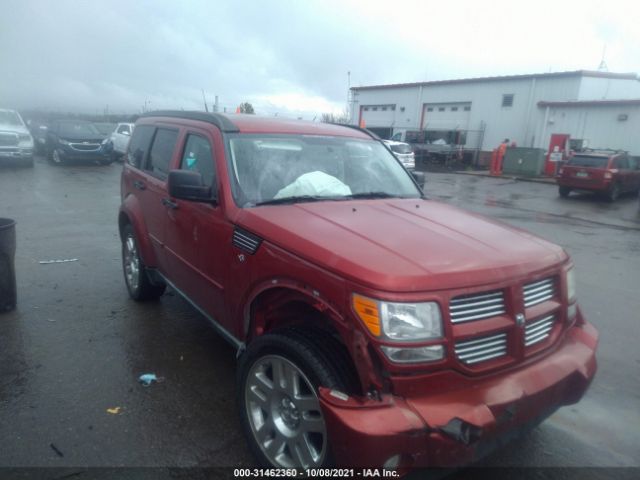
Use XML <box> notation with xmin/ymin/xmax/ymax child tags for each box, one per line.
<box><xmin>238</xmin><ymin>330</ymin><xmax>349</xmax><ymax>469</ymax></box>
<box><xmin>558</xmin><ymin>186</ymin><xmax>571</xmax><ymax>198</ymax></box>
<box><xmin>607</xmin><ymin>183</ymin><xmax>621</xmax><ymax>202</ymax></box>
<box><xmin>121</xmin><ymin>224</ymin><xmax>165</xmax><ymax>300</ymax></box>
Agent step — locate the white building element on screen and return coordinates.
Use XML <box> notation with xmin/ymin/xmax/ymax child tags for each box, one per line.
<box><xmin>349</xmin><ymin>70</ymin><xmax>640</xmax><ymax>156</ymax></box>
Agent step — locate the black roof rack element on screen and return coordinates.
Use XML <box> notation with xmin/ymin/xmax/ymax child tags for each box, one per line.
<box><xmin>578</xmin><ymin>147</ymin><xmax>628</xmax><ymax>155</ymax></box>
<box><xmin>330</xmin><ymin>123</ymin><xmax>381</xmax><ymax>140</ymax></box>
<box><xmin>141</xmin><ymin>110</ymin><xmax>239</xmax><ymax>132</ymax></box>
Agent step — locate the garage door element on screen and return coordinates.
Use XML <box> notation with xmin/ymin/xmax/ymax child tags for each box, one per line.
<box><xmin>360</xmin><ymin>104</ymin><xmax>396</xmax><ymax>128</ymax></box>
<box><xmin>421</xmin><ymin>103</ymin><xmax>471</xmax><ymax>130</ymax></box>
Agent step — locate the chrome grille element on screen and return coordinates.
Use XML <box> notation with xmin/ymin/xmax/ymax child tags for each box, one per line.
<box><xmin>455</xmin><ymin>332</ymin><xmax>508</xmax><ymax>365</ymax></box>
<box><xmin>449</xmin><ymin>291</ymin><xmax>506</xmax><ymax>323</ymax></box>
<box><xmin>0</xmin><ymin>133</ymin><xmax>19</xmax><ymax>146</ymax></box>
<box><xmin>523</xmin><ymin>277</ymin><xmax>555</xmax><ymax>307</ymax></box>
<box><xmin>70</xmin><ymin>142</ymin><xmax>101</xmax><ymax>151</ymax></box>
<box><xmin>525</xmin><ymin>314</ymin><xmax>555</xmax><ymax>346</ymax></box>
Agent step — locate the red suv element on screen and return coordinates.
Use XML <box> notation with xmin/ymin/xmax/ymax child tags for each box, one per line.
<box><xmin>119</xmin><ymin>111</ymin><xmax>598</xmax><ymax>470</ymax></box>
<box><xmin>557</xmin><ymin>151</ymin><xmax>640</xmax><ymax>201</ymax></box>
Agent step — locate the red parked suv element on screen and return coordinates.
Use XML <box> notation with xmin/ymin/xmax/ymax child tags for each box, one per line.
<box><xmin>119</xmin><ymin>111</ymin><xmax>598</xmax><ymax>471</ymax></box>
<box><xmin>557</xmin><ymin>150</ymin><xmax>640</xmax><ymax>201</ymax></box>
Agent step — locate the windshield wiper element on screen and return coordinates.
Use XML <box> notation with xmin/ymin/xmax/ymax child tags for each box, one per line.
<box><xmin>254</xmin><ymin>195</ymin><xmax>334</xmax><ymax>206</ymax></box>
<box><xmin>344</xmin><ymin>192</ymin><xmax>398</xmax><ymax>199</ymax></box>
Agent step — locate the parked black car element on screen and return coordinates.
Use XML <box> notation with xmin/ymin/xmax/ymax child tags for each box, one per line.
<box><xmin>46</xmin><ymin>120</ymin><xmax>112</xmax><ymax>165</ymax></box>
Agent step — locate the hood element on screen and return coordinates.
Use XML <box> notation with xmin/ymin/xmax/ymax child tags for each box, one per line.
<box><xmin>237</xmin><ymin>199</ymin><xmax>567</xmax><ymax>292</ymax></box>
<box><xmin>58</xmin><ymin>134</ymin><xmax>105</xmax><ymax>143</ymax></box>
<box><xmin>0</xmin><ymin>123</ymin><xmax>29</xmax><ymax>135</ymax></box>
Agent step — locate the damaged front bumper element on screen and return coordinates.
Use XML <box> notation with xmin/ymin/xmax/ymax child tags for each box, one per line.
<box><xmin>319</xmin><ymin>321</ymin><xmax>598</xmax><ymax>469</ymax></box>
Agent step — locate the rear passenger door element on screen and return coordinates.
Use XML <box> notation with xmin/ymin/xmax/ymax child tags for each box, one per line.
<box><xmin>140</xmin><ymin>127</ymin><xmax>179</xmax><ymax>273</ymax></box>
<box><xmin>628</xmin><ymin>156</ymin><xmax>640</xmax><ymax>191</ymax></box>
<box><xmin>614</xmin><ymin>155</ymin><xmax>631</xmax><ymax>192</ymax></box>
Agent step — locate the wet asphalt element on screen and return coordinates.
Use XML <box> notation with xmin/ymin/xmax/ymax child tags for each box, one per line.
<box><xmin>0</xmin><ymin>158</ymin><xmax>639</xmax><ymax>478</ymax></box>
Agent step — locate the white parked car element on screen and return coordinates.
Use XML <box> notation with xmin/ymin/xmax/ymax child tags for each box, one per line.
<box><xmin>0</xmin><ymin>109</ymin><xmax>34</xmax><ymax>167</ymax></box>
<box><xmin>109</xmin><ymin>122</ymin><xmax>135</xmax><ymax>161</ymax></box>
<box><xmin>383</xmin><ymin>139</ymin><xmax>415</xmax><ymax>170</ymax></box>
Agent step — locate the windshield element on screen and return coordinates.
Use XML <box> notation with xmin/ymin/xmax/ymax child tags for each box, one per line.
<box><xmin>226</xmin><ymin>134</ymin><xmax>421</xmax><ymax>207</ymax></box>
<box><xmin>568</xmin><ymin>155</ymin><xmax>609</xmax><ymax>168</ymax></box>
<box><xmin>0</xmin><ymin>110</ymin><xmax>23</xmax><ymax>126</ymax></box>
<box><xmin>389</xmin><ymin>143</ymin><xmax>412</xmax><ymax>154</ymax></box>
<box><xmin>57</xmin><ymin>121</ymin><xmax>101</xmax><ymax>137</ymax></box>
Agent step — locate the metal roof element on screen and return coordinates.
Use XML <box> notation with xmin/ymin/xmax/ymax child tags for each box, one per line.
<box><xmin>140</xmin><ymin>111</ymin><xmax>371</xmax><ymax>138</ymax></box>
<box><xmin>538</xmin><ymin>99</ymin><xmax>640</xmax><ymax>108</ymax></box>
<box><xmin>351</xmin><ymin>70</ymin><xmax>639</xmax><ymax>91</ymax></box>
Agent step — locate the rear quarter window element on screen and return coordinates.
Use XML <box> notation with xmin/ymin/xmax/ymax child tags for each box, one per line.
<box><xmin>126</xmin><ymin>125</ymin><xmax>155</xmax><ymax>168</ymax></box>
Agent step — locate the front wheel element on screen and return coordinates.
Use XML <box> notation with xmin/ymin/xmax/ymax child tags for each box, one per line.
<box><xmin>51</xmin><ymin>149</ymin><xmax>64</xmax><ymax>165</ymax></box>
<box><xmin>238</xmin><ymin>331</ymin><xmax>348</xmax><ymax>469</ymax></box>
<box><xmin>121</xmin><ymin>224</ymin><xmax>165</xmax><ymax>300</ymax></box>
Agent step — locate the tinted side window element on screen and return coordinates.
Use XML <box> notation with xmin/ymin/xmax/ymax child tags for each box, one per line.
<box><xmin>614</xmin><ymin>156</ymin><xmax>629</xmax><ymax>169</ymax></box>
<box><xmin>629</xmin><ymin>157</ymin><xmax>639</xmax><ymax>170</ymax></box>
<box><xmin>126</xmin><ymin>125</ymin><xmax>155</xmax><ymax>168</ymax></box>
<box><xmin>180</xmin><ymin>134</ymin><xmax>215</xmax><ymax>187</ymax></box>
<box><xmin>146</xmin><ymin>128</ymin><xmax>178</xmax><ymax>179</ymax></box>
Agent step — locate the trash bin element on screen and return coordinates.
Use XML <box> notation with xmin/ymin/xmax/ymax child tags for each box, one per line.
<box><xmin>0</xmin><ymin>218</ymin><xmax>17</xmax><ymax>313</ymax></box>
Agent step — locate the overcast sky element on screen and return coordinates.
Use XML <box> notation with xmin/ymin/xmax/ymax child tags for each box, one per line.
<box><xmin>1</xmin><ymin>0</ymin><xmax>639</xmax><ymax>119</ymax></box>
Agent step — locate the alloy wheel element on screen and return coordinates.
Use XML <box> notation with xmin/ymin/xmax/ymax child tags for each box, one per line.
<box><xmin>245</xmin><ymin>355</ymin><xmax>327</xmax><ymax>468</ymax></box>
<box><xmin>123</xmin><ymin>235</ymin><xmax>140</xmax><ymax>292</ymax></box>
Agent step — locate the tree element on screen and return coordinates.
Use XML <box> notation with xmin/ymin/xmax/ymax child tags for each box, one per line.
<box><xmin>320</xmin><ymin>110</ymin><xmax>349</xmax><ymax>124</ymax></box>
<box><xmin>239</xmin><ymin>102</ymin><xmax>255</xmax><ymax>114</ymax></box>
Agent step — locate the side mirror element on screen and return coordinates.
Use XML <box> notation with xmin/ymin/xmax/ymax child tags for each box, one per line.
<box><xmin>168</xmin><ymin>170</ymin><xmax>215</xmax><ymax>203</ymax></box>
<box><xmin>411</xmin><ymin>170</ymin><xmax>426</xmax><ymax>187</ymax></box>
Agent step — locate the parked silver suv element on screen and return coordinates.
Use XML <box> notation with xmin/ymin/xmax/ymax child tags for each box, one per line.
<box><xmin>0</xmin><ymin>109</ymin><xmax>34</xmax><ymax>167</ymax></box>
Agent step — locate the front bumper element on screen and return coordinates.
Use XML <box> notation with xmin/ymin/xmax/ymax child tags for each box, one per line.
<box><xmin>57</xmin><ymin>145</ymin><xmax>110</xmax><ymax>160</ymax></box>
<box><xmin>319</xmin><ymin>321</ymin><xmax>598</xmax><ymax>468</ymax></box>
<box><xmin>0</xmin><ymin>148</ymin><xmax>33</xmax><ymax>161</ymax></box>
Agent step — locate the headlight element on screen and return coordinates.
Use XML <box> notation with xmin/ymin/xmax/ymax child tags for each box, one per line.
<box><xmin>566</xmin><ymin>268</ymin><xmax>576</xmax><ymax>303</ymax></box>
<box><xmin>58</xmin><ymin>139</ymin><xmax>70</xmax><ymax>145</ymax></box>
<box><xmin>353</xmin><ymin>294</ymin><xmax>443</xmax><ymax>341</ymax></box>
<box><xmin>18</xmin><ymin>134</ymin><xmax>33</xmax><ymax>144</ymax></box>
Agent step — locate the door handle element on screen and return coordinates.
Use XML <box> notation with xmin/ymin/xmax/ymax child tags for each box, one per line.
<box><xmin>133</xmin><ymin>180</ymin><xmax>146</xmax><ymax>190</ymax></box>
<box><xmin>162</xmin><ymin>198</ymin><xmax>179</xmax><ymax>210</ymax></box>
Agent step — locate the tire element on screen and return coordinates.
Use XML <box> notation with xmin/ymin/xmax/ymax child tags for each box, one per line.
<box><xmin>607</xmin><ymin>183</ymin><xmax>621</xmax><ymax>202</ymax></box>
<box><xmin>558</xmin><ymin>186</ymin><xmax>571</xmax><ymax>198</ymax></box>
<box><xmin>98</xmin><ymin>158</ymin><xmax>113</xmax><ymax>166</ymax></box>
<box><xmin>51</xmin><ymin>149</ymin><xmax>64</xmax><ymax>165</ymax></box>
<box><xmin>237</xmin><ymin>330</ymin><xmax>350</xmax><ymax>469</ymax></box>
<box><xmin>121</xmin><ymin>224</ymin><xmax>165</xmax><ymax>301</ymax></box>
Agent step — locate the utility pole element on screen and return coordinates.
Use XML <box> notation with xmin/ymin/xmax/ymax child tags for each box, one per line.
<box><xmin>214</xmin><ymin>95</ymin><xmax>219</xmax><ymax>113</ymax></box>
<box><xmin>202</xmin><ymin>89</ymin><xmax>209</xmax><ymax>112</ymax></box>
<box><xmin>347</xmin><ymin>71</ymin><xmax>351</xmax><ymax>120</ymax></box>
<box><xmin>598</xmin><ymin>45</ymin><xmax>608</xmax><ymax>71</ymax></box>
